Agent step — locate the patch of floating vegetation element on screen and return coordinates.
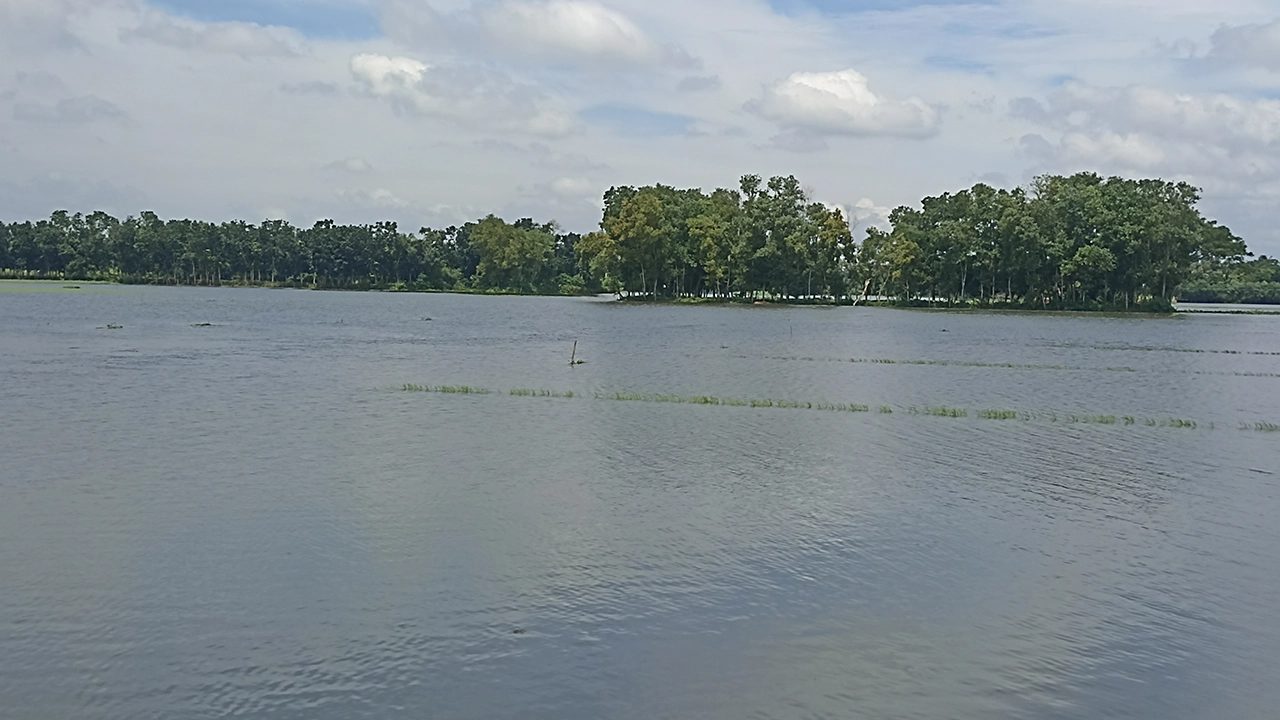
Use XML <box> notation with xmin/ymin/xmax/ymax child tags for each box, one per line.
<box><xmin>510</xmin><ymin>389</ymin><xmax>575</xmax><ymax>398</ymax></box>
<box><xmin>403</xmin><ymin>384</ymin><xmax>491</xmax><ymax>394</ymax></box>
<box><xmin>757</xmin><ymin>354</ymin><xmax>1278</xmax><ymax>379</ymax></box>
<box><xmin>1069</xmin><ymin>414</ymin><xmax>1119</xmax><ymax>425</ymax></box>
<box><xmin>1081</xmin><ymin>345</ymin><xmax>1280</xmax><ymax>356</ymax></box>
<box><xmin>402</xmin><ymin>383</ymin><xmax>1278</xmax><ymax>434</ymax></box>
<box><xmin>910</xmin><ymin>406</ymin><xmax>967</xmax><ymax>418</ymax></box>
<box><xmin>764</xmin><ymin>354</ymin><xmax>1135</xmax><ymax>373</ymax></box>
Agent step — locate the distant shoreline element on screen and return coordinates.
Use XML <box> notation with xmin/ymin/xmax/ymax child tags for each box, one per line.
<box><xmin>8</xmin><ymin>277</ymin><xmax>1280</xmax><ymax>314</ymax></box>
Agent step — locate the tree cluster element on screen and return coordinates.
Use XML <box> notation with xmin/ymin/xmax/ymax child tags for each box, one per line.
<box><xmin>576</xmin><ymin>175</ymin><xmax>853</xmax><ymax>301</ymax></box>
<box><xmin>0</xmin><ymin>211</ymin><xmax>588</xmax><ymax>295</ymax></box>
<box><xmin>1</xmin><ymin>171</ymin><xmax>1268</xmax><ymax>308</ymax></box>
<box><xmin>578</xmin><ymin>173</ymin><xmax>1256</xmax><ymax>309</ymax></box>
<box><xmin>1179</xmin><ymin>255</ymin><xmax>1280</xmax><ymax>304</ymax></box>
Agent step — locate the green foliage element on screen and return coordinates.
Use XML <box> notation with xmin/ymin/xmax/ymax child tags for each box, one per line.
<box><xmin>470</xmin><ymin>216</ymin><xmax>555</xmax><ymax>292</ymax></box>
<box><xmin>402</xmin><ymin>384</ymin><xmax>491</xmax><ymax>394</ymax></box>
<box><xmin>911</xmin><ymin>406</ymin><xmax>968</xmax><ymax>417</ymax></box>
<box><xmin>0</xmin><ymin>171</ymin><xmax>1252</xmax><ymax>307</ymax></box>
<box><xmin>0</xmin><ymin>211</ymin><xmax>593</xmax><ymax>294</ymax></box>
<box><xmin>403</xmin><ymin>380</ymin><xmax>1280</xmax><ymax>435</ymax></box>
<box><xmin>509</xmin><ymin>389</ymin><xmax>575</xmax><ymax>398</ymax></box>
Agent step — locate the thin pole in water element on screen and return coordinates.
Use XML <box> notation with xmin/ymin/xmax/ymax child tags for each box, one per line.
<box><xmin>570</xmin><ymin>341</ymin><xmax>577</xmax><ymax>366</ymax></box>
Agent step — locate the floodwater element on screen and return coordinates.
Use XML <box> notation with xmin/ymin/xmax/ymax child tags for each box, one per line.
<box><xmin>2</xmin><ymin>281</ymin><xmax>1278</xmax><ymax>719</ymax></box>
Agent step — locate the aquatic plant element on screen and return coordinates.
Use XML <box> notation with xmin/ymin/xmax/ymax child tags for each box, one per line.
<box><xmin>911</xmin><ymin>406</ymin><xmax>967</xmax><ymax>418</ymax></box>
<box><xmin>510</xmin><ymin>389</ymin><xmax>574</xmax><ymax>398</ymax></box>
<box><xmin>1069</xmin><ymin>414</ymin><xmax>1118</xmax><ymax>424</ymax></box>
<box><xmin>816</xmin><ymin>403</ymin><xmax>870</xmax><ymax>412</ymax></box>
<box><xmin>408</xmin><ymin>379</ymin><xmax>1280</xmax><ymax>436</ymax></box>
<box><xmin>403</xmin><ymin>384</ymin><xmax>491</xmax><ymax>394</ymax></box>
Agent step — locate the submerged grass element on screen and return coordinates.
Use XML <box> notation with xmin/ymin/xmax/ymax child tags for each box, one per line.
<box><xmin>510</xmin><ymin>389</ymin><xmax>575</xmax><ymax>398</ymax></box>
<box><xmin>761</xmin><ymin>354</ymin><xmax>1278</xmax><ymax>379</ymax></box>
<box><xmin>403</xmin><ymin>383</ymin><xmax>492</xmax><ymax>394</ymax></box>
<box><xmin>910</xmin><ymin>406</ymin><xmax>968</xmax><ymax>418</ymax></box>
<box><xmin>402</xmin><ymin>382</ymin><xmax>1277</xmax><ymax>434</ymax></box>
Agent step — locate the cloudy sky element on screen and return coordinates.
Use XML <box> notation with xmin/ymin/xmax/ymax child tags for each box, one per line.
<box><xmin>3</xmin><ymin>0</ymin><xmax>1280</xmax><ymax>254</ymax></box>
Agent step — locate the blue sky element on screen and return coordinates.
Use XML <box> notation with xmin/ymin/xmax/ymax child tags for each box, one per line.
<box><xmin>3</xmin><ymin>0</ymin><xmax>1280</xmax><ymax>256</ymax></box>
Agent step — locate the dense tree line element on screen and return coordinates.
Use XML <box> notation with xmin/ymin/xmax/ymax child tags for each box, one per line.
<box><xmin>0</xmin><ymin>211</ymin><xmax>589</xmax><ymax>295</ymax></box>
<box><xmin>1</xmin><ymin>172</ymin><xmax>1271</xmax><ymax>308</ymax></box>
<box><xmin>1179</xmin><ymin>255</ymin><xmax>1280</xmax><ymax>304</ymax></box>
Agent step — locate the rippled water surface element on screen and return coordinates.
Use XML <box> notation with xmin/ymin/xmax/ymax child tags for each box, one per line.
<box><xmin>2</xmin><ymin>281</ymin><xmax>1279</xmax><ymax>719</ymax></box>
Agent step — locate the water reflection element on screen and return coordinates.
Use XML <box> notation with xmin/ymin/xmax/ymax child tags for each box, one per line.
<box><xmin>1</xmin><ymin>285</ymin><xmax>1278</xmax><ymax>719</ymax></box>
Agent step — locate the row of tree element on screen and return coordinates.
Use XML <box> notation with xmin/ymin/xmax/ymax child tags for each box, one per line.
<box><xmin>1</xmin><ymin>172</ymin><xmax>1271</xmax><ymax>308</ymax></box>
<box><xmin>578</xmin><ymin>173</ymin><xmax>1262</xmax><ymax>309</ymax></box>
<box><xmin>0</xmin><ymin>211</ymin><xmax>588</xmax><ymax>295</ymax></box>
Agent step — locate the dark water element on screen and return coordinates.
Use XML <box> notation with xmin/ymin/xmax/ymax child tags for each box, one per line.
<box><xmin>2</xmin><ymin>281</ymin><xmax>1278</xmax><ymax>719</ymax></box>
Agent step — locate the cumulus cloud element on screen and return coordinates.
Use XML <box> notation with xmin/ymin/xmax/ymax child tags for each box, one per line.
<box><xmin>350</xmin><ymin>53</ymin><xmax>576</xmax><ymax>137</ymax></box>
<box><xmin>548</xmin><ymin>176</ymin><xmax>595</xmax><ymax>197</ymax></box>
<box><xmin>1207</xmin><ymin>19</ymin><xmax>1280</xmax><ymax>71</ymax></box>
<box><xmin>121</xmin><ymin>12</ymin><xmax>306</xmax><ymax>58</ymax></box>
<box><xmin>13</xmin><ymin>95</ymin><xmax>128</xmax><ymax>124</ymax></box>
<box><xmin>480</xmin><ymin>0</ymin><xmax>695</xmax><ymax>67</ymax></box>
<box><xmin>1011</xmin><ymin>81</ymin><xmax>1280</xmax><ymax>217</ymax></box>
<box><xmin>748</xmin><ymin>69</ymin><xmax>942</xmax><ymax>139</ymax></box>
<box><xmin>1012</xmin><ymin>82</ymin><xmax>1280</xmax><ymax>158</ymax></box>
<box><xmin>337</xmin><ymin>187</ymin><xmax>409</xmax><ymax>209</ymax></box>
<box><xmin>849</xmin><ymin>197</ymin><xmax>892</xmax><ymax>230</ymax></box>
<box><xmin>380</xmin><ymin>0</ymin><xmax>694</xmax><ymax>69</ymax></box>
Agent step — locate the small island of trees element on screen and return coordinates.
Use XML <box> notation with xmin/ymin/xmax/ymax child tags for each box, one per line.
<box><xmin>2</xmin><ymin>171</ymin><xmax>1276</xmax><ymax>310</ymax></box>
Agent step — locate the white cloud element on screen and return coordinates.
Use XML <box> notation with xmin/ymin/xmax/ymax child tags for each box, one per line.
<box><xmin>121</xmin><ymin>12</ymin><xmax>307</xmax><ymax>58</ymax></box>
<box><xmin>748</xmin><ymin>69</ymin><xmax>942</xmax><ymax>139</ymax></box>
<box><xmin>479</xmin><ymin>0</ymin><xmax>694</xmax><ymax>67</ymax></box>
<box><xmin>849</xmin><ymin>197</ymin><xmax>892</xmax><ymax>230</ymax></box>
<box><xmin>337</xmin><ymin>187</ymin><xmax>409</xmax><ymax>209</ymax></box>
<box><xmin>1012</xmin><ymin>81</ymin><xmax>1280</xmax><ymax>250</ymax></box>
<box><xmin>349</xmin><ymin>53</ymin><xmax>577</xmax><ymax>137</ymax></box>
<box><xmin>379</xmin><ymin>0</ymin><xmax>694</xmax><ymax>69</ymax></box>
<box><xmin>1012</xmin><ymin>82</ymin><xmax>1280</xmax><ymax>160</ymax></box>
<box><xmin>1207</xmin><ymin>18</ymin><xmax>1280</xmax><ymax>71</ymax></box>
<box><xmin>4</xmin><ymin>0</ymin><xmax>1280</xmax><ymax>255</ymax></box>
<box><xmin>549</xmin><ymin>176</ymin><xmax>595</xmax><ymax>196</ymax></box>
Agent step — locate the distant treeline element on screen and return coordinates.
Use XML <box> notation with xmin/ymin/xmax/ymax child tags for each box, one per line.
<box><xmin>1</xmin><ymin>172</ymin><xmax>1276</xmax><ymax>308</ymax></box>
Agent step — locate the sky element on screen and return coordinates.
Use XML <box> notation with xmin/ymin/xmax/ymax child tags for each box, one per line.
<box><xmin>3</xmin><ymin>0</ymin><xmax>1280</xmax><ymax>255</ymax></box>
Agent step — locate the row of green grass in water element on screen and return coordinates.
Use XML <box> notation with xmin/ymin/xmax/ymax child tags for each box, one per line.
<box><xmin>510</xmin><ymin>388</ymin><xmax>576</xmax><ymax>398</ymax></box>
<box><xmin>762</xmin><ymin>354</ymin><xmax>1280</xmax><ymax>379</ymax></box>
<box><xmin>400</xmin><ymin>384</ymin><xmax>1278</xmax><ymax>432</ymax></box>
<box><xmin>600</xmin><ymin>392</ymin><xmax>872</xmax><ymax>412</ymax></box>
<box><xmin>403</xmin><ymin>384</ymin><xmax>492</xmax><ymax>394</ymax></box>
